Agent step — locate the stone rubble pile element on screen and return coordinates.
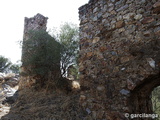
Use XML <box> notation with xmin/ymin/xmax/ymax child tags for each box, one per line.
<box><xmin>0</xmin><ymin>73</ymin><xmax>19</xmax><ymax>119</ymax></box>
<box><xmin>0</xmin><ymin>73</ymin><xmax>19</xmax><ymax>104</ymax></box>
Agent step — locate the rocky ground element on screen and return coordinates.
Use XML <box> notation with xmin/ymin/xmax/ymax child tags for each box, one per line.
<box><xmin>1</xmin><ymin>89</ymin><xmax>84</xmax><ymax>120</ymax></box>
<box><xmin>0</xmin><ymin>74</ymin><xmax>87</xmax><ymax>120</ymax></box>
<box><xmin>0</xmin><ymin>73</ymin><xmax>19</xmax><ymax>119</ymax></box>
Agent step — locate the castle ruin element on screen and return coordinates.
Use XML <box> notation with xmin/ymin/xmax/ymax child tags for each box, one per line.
<box><xmin>79</xmin><ymin>0</ymin><xmax>160</xmax><ymax>119</ymax></box>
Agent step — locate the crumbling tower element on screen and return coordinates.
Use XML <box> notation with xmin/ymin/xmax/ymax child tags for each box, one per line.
<box><xmin>20</xmin><ymin>13</ymin><xmax>62</xmax><ymax>89</ymax></box>
<box><xmin>20</xmin><ymin>13</ymin><xmax>48</xmax><ymax>88</ymax></box>
<box><xmin>21</xmin><ymin>13</ymin><xmax>48</xmax><ymax>61</ymax></box>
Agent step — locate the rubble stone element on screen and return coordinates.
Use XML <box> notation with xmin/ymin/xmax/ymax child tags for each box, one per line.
<box><xmin>79</xmin><ymin>0</ymin><xmax>160</xmax><ymax>119</ymax></box>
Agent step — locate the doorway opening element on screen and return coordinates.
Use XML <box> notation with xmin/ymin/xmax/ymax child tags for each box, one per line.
<box><xmin>129</xmin><ymin>74</ymin><xmax>160</xmax><ymax>120</ymax></box>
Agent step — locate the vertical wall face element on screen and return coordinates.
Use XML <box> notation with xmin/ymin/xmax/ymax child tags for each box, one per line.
<box><xmin>22</xmin><ymin>13</ymin><xmax>48</xmax><ymax>62</ymax></box>
<box><xmin>23</xmin><ymin>13</ymin><xmax>48</xmax><ymax>39</ymax></box>
<box><xmin>20</xmin><ymin>14</ymin><xmax>48</xmax><ymax>88</ymax></box>
<box><xmin>79</xmin><ymin>0</ymin><xmax>160</xmax><ymax>119</ymax></box>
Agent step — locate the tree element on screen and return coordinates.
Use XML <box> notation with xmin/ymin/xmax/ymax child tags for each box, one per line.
<box><xmin>0</xmin><ymin>55</ymin><xmax>12</xmax><ymax>73</ymax></box>
<box><xmin>10</xmin><ymin>64</ymin><xmax>20</xmax><ymax>74</ymax></box>
<box><xmin>56</xmin><ymin>23</ymin><xmax>79</xmax><ymax>77</ymax></box>
<box><xmin>22</xmin><ymin>30</ymin><xmax>62</xmax><ymax>88</ymax></box>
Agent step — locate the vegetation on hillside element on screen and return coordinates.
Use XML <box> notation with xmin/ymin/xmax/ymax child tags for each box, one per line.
<box><xmin>0</xmin><ymin>56</ymin><xmax>12</xmax><ymax>73</ymax></box>
<box><xmin>9</xmin><ymin>64</ymin><xmax>20</xmax><ymax>74</ymax></box>
<box><xmin>0</xmin><ymin>55</ymin><xmax>20</xmax><ymax>74</ymax></box>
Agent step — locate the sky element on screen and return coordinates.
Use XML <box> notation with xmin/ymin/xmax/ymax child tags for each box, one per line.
<box><xmin>0</xmin><ymin>0</ymin><xmax>88</xmax><ymax>63</ymax></box>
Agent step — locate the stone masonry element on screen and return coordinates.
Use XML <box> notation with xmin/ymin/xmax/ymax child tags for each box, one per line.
<box><xmin>79</xmin><ymin>0</ymin><xmax>160</xmax><ymax>119</ymax></box>
<box><xmin>21</xmin><ymin>13</ymin><xmax>48</xmax><ymax>64</ymax></box>
<box><xmin>23</xmin><ymin>13</ymin><xmax>48</xmax><ymax>40</ymax></box>
<box><xmin>20</xmin><ymin>14</ymin><xmax>49</xmax><ymax>89</ymax></box>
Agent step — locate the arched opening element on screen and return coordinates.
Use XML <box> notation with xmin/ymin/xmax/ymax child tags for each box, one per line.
<box><xmin>151</xmin><ymin>86</ymin><xmax>160</xmax><ymax>120</ymax></box>
<box><xmin>129</xmin><ymin>74</ymin><xmax>160</xmax><ymax>120</ymax></box>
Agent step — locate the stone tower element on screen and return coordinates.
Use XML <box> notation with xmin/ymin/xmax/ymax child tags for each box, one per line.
<box><xmin>20</xmin><ymin>13</ymin><xmax>62</xmax><ymax>89</ymax></box>
<box><xmin>23</xmin><ymin>13</ymin><xmax>48</xmax><ymax>40</ymax></box>
<box><xmin>20</xmin><ymin>13</ymin><xmax>48</xmax><ymax>89</ymax></box>
<box><xmin>21</xmin><ymin>13</ymin><xmax>48</xmax><ymax>61</ymax></box>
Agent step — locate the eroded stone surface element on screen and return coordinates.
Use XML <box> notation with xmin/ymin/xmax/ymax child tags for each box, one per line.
<box><xmin>79</xmin><ymin>0</ymin><xmax>160</xmax><ymax>119</ymax></box>
<box><xmin>20</xmin><ymin>14</ymin><xmax>48</xmax><ymax>89</ymax></box>
<box><xmin>23</xmin><ymin>13</ymin><xmax>48</xmax><ymax>41</ymax></box>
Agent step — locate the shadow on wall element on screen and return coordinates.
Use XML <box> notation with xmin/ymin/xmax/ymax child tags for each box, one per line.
<box><xmin>128</xmin><ymin>37</ymin><xmax>160</xmax><ymax>116</ymax></box>
<box><xmin>129</xmin><ymin>74</ymin><xmax>160</xmax><ymax>114</ymax></box>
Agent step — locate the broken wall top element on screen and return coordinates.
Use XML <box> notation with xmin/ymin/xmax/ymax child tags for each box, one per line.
<box><xmin>23</xmin><ymin>13</ymin><xmax>48</xmax><ymax>40</ymax></box>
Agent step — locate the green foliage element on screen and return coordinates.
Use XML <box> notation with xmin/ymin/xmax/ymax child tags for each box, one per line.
<box><xmin>56</xmin><ymin>23</ymin><xmax>79</xmax><ymax>77</ymax></box>
<box><xmin>0</xmin><ymin>55</ymin><xmax>12</xmax><ymax>73</ymax></box>
<box><xmin>152</xmin><ymin>86</ymin><xmax>160</xmax><ymax>120</ymax></box>
<box><xmin>22</xmin><ymin>30</ymin><xmax>61</xmax><ymax>87</ymax></box>
<box><xmin>68</xmin><ymin>64</ymin><xmax>79</xmax><ymax>80</ymax></box>
<box><xmin>10</xmin><ymin>64</ymin><xmax>20</xmax><ymax>74</ymax></box>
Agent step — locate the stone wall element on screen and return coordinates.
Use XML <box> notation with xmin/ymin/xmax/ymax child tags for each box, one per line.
<box><xmin>23</xmin><ymin>13</ymin><xmax>48</xmax><ymax>40</ymax></box>
<box><xmin>20</xmin><ymin>14</ymin><xmax>48</xmax><ymax>89</ymax></box>
<box><xmin>20</xmin><ymin>14</ymin><xmax>61</xmax><ymax>89</ymax></box>
<box><xmin>79</xmin><ymin>0</ymin><xmax>160</xmax><ymax>119</ymax></box>
<box><xmin>21</xmin><ymin>13</ymin><xmax>48</xmax><ymax>61</ymax></box>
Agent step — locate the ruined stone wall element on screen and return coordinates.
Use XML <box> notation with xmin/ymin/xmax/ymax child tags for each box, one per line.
<box><xmin>23</xmin><ymin>13</ymin><xmax>48</xmax><ymax>38</ymax></box>
<box><xmin>21</xmin><ymin>13</ymin><xmax>48</xmax><ymax>62</ymax></box>
<box><xmin>20</xmin><ymin>14</ymin><xmax>48</xmax><ymax>89</ymax></box>
<box><xmin>79</xmin><ymin>0</ymin><xmax>160</xmax><ymax>119</ymax></box>
<box><xmin>20</xmin><ymin>14</ymin><xmax>49</xmax><ymax>89</ymax></box>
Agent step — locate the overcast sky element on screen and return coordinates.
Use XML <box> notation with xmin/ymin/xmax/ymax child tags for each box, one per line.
<box><xmin>0</xmin><ymin>0</ymin><xmax>88</xmax><ymax>63</ymax></box>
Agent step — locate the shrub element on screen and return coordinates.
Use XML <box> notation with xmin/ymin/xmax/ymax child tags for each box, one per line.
<box><xmin>22</xmin><ymin>30</ymin><xmax>61</xmax><ymax>88</ymax></box>
<box><xmin>0</xmin><ymin>55</ymin><xmax>12</xmax><ymax>73</ymax></box>
<box><xmin>10</xmin><ymin>64</ymin><xmax>20</xmax><ymax>74</ymax></box>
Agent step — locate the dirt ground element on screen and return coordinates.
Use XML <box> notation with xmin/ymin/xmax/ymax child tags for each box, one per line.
<box><xmin>0</xmin><ymin>86</ymin><xmax>87</xmax><ymax>120</ymax></box>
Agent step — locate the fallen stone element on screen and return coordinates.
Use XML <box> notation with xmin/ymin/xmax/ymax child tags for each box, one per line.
<box><xmin>116</xmin><ymin>4</ymin><xmax>129</xmax><ymax>12</ymax></box>
<box><xmin>127</xmin><ymin>79</ymin><xmax>136</xmax><ymax>90</ymax></box>
<box><xmin>86</xmin><ymin>108</ymin><xmax>91</xmax><ymax>114</ymax></box>
<box><xmin>123</xmin><ymin>13</ymin><xmax>135</xmax><ymax>20</ymax></box>
<box><xmin>116</xmin><ymin>21</ymin><xmax>124</xmax><ymax>28</ymax></box>
<box><xmin>4</xmin><ymin>93</ymin><xmax>18</xmax><ymax>104</ymax></box>
<box><xmin>143</xmin><ymin>31</ymin><xmax>151</xmax><ymax>37</ymax></box>
<box><xmin>142</xmin><ymin>17</ymin><xmax>155</xmax><ymax>24</ymax></box>
<box><xmin>120</xmin><ymin>89</ymin><xmax>130</xmax><ymax>96</ymax></box>
<box><xmin>153</xmin><ymin>7</ymin><xmax>160</xmax><ymax>13</ymax></box>
<box><xmin>97</xmin><ymin>86</ymin><xmax>105</xmax><ymax>91</ymax></box>
<box><xmin>153</xmin><ymin>1</ymin><xmax>160</xmax><ymax>8</ymax></box>
<box><xmin>154</xmin><ymin>27</ymin><xmax>160</xmax><ymax>35</ymax></box>
<box><xmin>92</xmin><ymin>37</ymin><xmax>100</xmax><ymax>43</ymax></box>
<box><xmin>93</xmin><ymin>7</ymin><xmax>98</xmax><ymax>13</ymax></box>
<box><xmin>134</xmin><ymin>14</ymin><xmax>142</xmax><ymax>20</ymax></box>
<box><xmin>146</xmin><ymin>58</ymin><xmax>156</xmax><ymax>69</ymax></box>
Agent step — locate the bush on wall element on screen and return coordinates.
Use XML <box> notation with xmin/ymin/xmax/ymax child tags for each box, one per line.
<box><xmin>22</xmin><ymin>30</ymin><xmax>61</xmax><ymax>88</ymax></box>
